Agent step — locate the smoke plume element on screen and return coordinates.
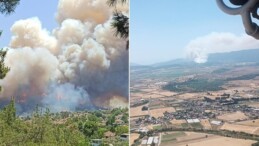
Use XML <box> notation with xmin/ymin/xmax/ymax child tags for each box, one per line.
<box><xmin>185</xmin><ymin>32</ymin><xmax>259</xmax><ymax>63</ymax></box>
<box><xmin>0</xmin><ymin>0</ymin><xmax>128</xmax><ymax>113</ymax></box>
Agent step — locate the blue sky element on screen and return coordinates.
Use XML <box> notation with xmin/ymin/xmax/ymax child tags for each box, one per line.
<box><xmin>130</xmin><ymin>0</ymin><xmax>246</xmax><ymax>65</ymax></box>
<box><xmin>0</xmin><ymin>0</ymin><xmax>252</xmax><ymax>65</ymax></box>
<box><xmin>0</xmin><ymin>0</ymin><xmax>58</xmax><ymax>47</ymax></box>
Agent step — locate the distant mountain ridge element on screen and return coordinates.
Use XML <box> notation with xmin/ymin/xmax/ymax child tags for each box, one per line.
<box><xmin>207</xmin><ymin>48</ymin><xmax>259</xmax><ymax>64</ymax></box>
<box><xmin>141</xmin><ymin>48</ymin><xmax>259</xmax><ymax>67</ymax></box>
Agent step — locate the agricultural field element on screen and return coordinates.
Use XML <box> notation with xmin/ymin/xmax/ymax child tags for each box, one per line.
<box><xmin>130</xmin><ymin>53</ymin><xmax>259</xmax><ymax>145</ymax></box>
<box><xmin>130</xmin><ymin>133</ymin><xmax>140</xmax><ymax>146</ymax></box>
<box><xmin>130</xmin><ymin>104</ymin><xmax>149</xmax><ymax>118</ymax></box>
<box><xmin>236</xmin><ymin>119</ymin><xmax>259</xmax><ymax>127</ymax></box>
<box><xmin>160</xmin><ymin>132</ymin><xmax>257</xmax><ymax>146</ymax></box>
<box><xmin>217</xmin><ymin>111</ymin><xmax>248</xmax><ymax>122</ymax></box>
<box><xmin>220</xmin><ymin>123</ymin><xmax>259</xmax><ymax>135</ymax></box>
<box><xmin>149</xmin><ymin>107</ymin><xmax>176</xmax><ymax>118</ymax></box>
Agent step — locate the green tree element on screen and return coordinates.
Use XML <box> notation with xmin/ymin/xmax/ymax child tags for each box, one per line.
<box><xmin>106</xmin><ymin>115</ymin><xmax>115</xmax><ymax>126</ymax></box>
<box><xmin>121</xmin><ymin>113</ymin><xmax>128</xmax><ymax>123</ymax></box>
<box><xmin>107</xmin><ymin>0</ymin><xmax>127</xmax><ymax>6</ymax></box>
<box><xmin>107</xmin><ymin>0</ymin><xmax>129</xmax><ymax>49</ymax></box>
<box><xmin>88</xmin><ymin>114</ymin><xmax>100</xmax><ymax>122</ymax></box>
<box><xmin>0</xmin><ymin>50</ymin><xmax>10</xmax><ymax>80</ymax></box>
<box><xmin>115</xmin><ymin>125</ymin><xmax>128</xmax><ymax>136</ymax></box>
<box><xmin>0</xmin><ymin>0</ymin><xmax>20</xmax><ymax>15</ymax></box>
<box><xmin>3</xmin><ymin>97</ymin><xmax>16</xmax><ymax>126</ymax></box>
<box><xmin>82</xmin><ymin>121</ymin><xmax>98</xmax><ymax>138</ymax></box>
<box><xmin>0</xmin><ymin>0</ymin><xmax>17</xmax><ymax>90</ymax></box>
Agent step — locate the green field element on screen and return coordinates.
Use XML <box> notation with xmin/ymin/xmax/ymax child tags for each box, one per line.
<box><xmin>190</xmin><ymin>123</ymin><xmax>203</xmax><ymax>129</ymax></box>
<box><xmin>161</xmin><ymin>132</ymin><xmax>185</xmax><ymax>143</ymax></box>
<box><xmin>163</xmin><ymin>79</ymin><xmax>225</xmax><ymax>92</ymax></box>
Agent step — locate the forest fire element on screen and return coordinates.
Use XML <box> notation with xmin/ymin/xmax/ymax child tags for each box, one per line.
<box><xmin>0</xmin><ymin>0</ymin><xmax>128</xmax><ymax>114</ymax></box>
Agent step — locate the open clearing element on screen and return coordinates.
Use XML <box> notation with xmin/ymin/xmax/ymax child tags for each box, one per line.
<box><xmin>236</xmin><ymin>119</ymin><xmax>259</xmax><ymax>127</ymax></box>
<box><xmin>220</xmin><ymin>123</ymin><xmax>258</xmax><ymax>134</ymax></box>
<box><xmin>217</xmin><ymin>111</ymin><xmax>248</xmax><ymax>121</ymax></box>
<box><xmin>149</xmin><ymin>90</ymin><xmax>177</xmax><ymax>97</ymax></box>
<box><xmin>170</xmin><ymin>119</ymin><xmax>186</xmax><ymax>125</ymax></box>
<box><xmin>176</xmin><ymin>136</ymin><xmax>256</xmax><ymax>146</ymax></box>
<box><xmin>161</xmin><ymin>131</ymin><xmax>185</xmax><ymax>143</ymax></box>
<box><xmin>130</xmin><ymin>133</ymin><xmax>139</xmax><ymax>146</ymax></box>
<box><xmin>130</xmin><ymin>104</ymin><xmax>148</xmax><ymax>118</ymax></box>
<box><xmin>149</xmin><ymin>107</ymin><xmax>176</xmax><ymax>118</ymax></box>
<box><xmin>200</xmin><ymin>119</ymin><xmax>212</xmax><ymax>129</ymax></box>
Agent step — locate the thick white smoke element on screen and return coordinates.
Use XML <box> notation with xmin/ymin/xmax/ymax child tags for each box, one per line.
<box><xmin>10</xmin><ymin>18</ymin><xmax>58</xmax><ymax>54</ymax></box>
<box><xmin>56</xmin><ymin>0</ymin><xmax>111</xmax><ymax>24</ymax></box>
<box><xmin>0</xmin><ymin>0</ymin><xmax>128</xmax><ymax>113</ymax></box>
<box><xmin>185</xmin><ymin>32</ymin><xmax>259</xmax><ymax>63</ymax></box>
<box><xmin>43</xmin><ymin>83</ymin><xmax>92</xmax><ymax>112</ymax></box>
<box><xmin>0</xmin><ymin>47</ymin><xmax>58</xmax><ymax>98</ymax></box>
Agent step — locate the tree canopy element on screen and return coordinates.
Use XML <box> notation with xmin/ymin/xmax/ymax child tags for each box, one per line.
<box><xmin>0</xmin><ymin>0</ymin><xmax>20</xmax><ymax>15</ymax></box>
<box><xmin>107</xmin><ymin>0</ymin><xmax>129</xmax><ymax>49</ymax></box>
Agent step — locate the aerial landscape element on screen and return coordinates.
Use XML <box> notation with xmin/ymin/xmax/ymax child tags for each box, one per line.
<box><xmin>130</xmin><ymin>49</ymin><xmax>259</xmax><ymax>146</ymax></box>
<box><xmin>130</xmin><ymin>1</ymin><xmax>259</xmax><ymax>145</ymax></box>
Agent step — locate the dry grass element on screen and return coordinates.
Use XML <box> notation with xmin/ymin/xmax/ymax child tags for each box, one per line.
<box><xmin>176</xmin><ymin>136</ymin><xmax>256</xmax><ymax>146</ymax></box>
<box><xmin>246</xmin><ymin>102</ymin><xmax>259</xmax><ymax>108</ymax></box>
<box><xmin>220</xmin><ymin>123</ymin><xmax>258</xmax><ymax>134</ymax></box>
<box><xmin>130</xmin><ymin>105</ymin><xmax>148</xmax><ymax>118</ymax></box>
<box><xmin>217</xmin><ymin>111</ymin><xmax>248</xmax><ymax>122</ymax></box>
<box><xmin>200</xmin><ymin>119</ymin><xmax>212</xmax><ymax>129</ymax></box>
<box><xmin>149</xmin><ymin>107</ymin><xmax>176</xmax><ymax>118</ymax></box>
<box><xmin>130</xmin><ymin>133</ymin><xmax>139</xmax><ymax>146</ymax></box>
<box><xmin>170</xmin><ymin>119</ymin><xmax>186</xmax><ymax>125</ymax></box>
<box><xmin>236</xmin><ymin>119</ymin><xmax>259</xmax><ymax>127</ymax></box>
<box><xmin>177</xmin><ymin>93</ymin><xmax>199</xmax><ymax>99</ymax></box>
<box><xmin>161</xmin><ymin>132</ymin><xmax>257</xmax><ymax>146</ymax></box>
<box><xmin>150</xmin><ymin>90</ymin><xmax>177</xmax><ymax>96</ymax></box>
<box><xmin>130</xmin><ymin>92</ymin><xmax>165</xmax><ymax>99</ymax></box>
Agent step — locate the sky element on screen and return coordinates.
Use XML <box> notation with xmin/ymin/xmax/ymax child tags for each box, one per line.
<box><xmin>130</xmin><ymin>0</ymin><xmax>250</xmax><ymax>65</ymax></box>
<box><xmin>0</xmin><ymin>0</ymin><xmax>58</xmax><ymax>47</ymax></box>
<box><xmin>1</xmin><ymin>0</ymin><xmax>258</xmax><ymax>65</ymax></box>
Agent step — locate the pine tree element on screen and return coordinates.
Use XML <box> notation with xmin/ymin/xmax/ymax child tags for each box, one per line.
<box><xmin>4</xmin><ymin>97</ymin><xmax>16</xmax><ymax>126</ymax></box>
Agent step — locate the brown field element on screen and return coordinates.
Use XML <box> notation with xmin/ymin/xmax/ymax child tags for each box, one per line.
<box><xmin>146</xmin><ymin>124</ymin><xmax>155</xmax><ymax>130</ymax></box>
<box><xmin>176</xmin><ymin>136</ymin><xmax>256</xmax><ymax>146</ymax></box>
<box><xmin>130</xmin><ymin>133</ymin><xmax>139</xmax><ymax>146</ymax></box>
<box><xmin>149</xmin><ymin>107</ymin><xmax>176</xmax><ymax>118</ymax></box>
<box><xmin>130</xmin><ymin>105</ymin><xmax>148</xmax><ymax>118</ymax></box>
<box><xmin>217</xmin><ymin>111</ymin><xmax>248</xmax><ymax>122</ymax></box>
<box><xmin>246</xmin><ymin>102</ymin><xmax>259</xmax><ymax>108</ymax></box>
<box><xmin>177</xmin><ymin>93</ymin><xmax>199</xmax><ymax>100</ymax></box>
<box><xmin>176</xmin><ymin>132</ymin><xmax>211</xmax><ymax>142</ymax></box>
<box><xmin>130</xmin><ymin>92</ymin><xmax>165</xmax><ymax>99</ymax></box>
<box><xmin>161</xmin><ymin>132</ymin><xmax>257</xmax><ymax>146</ymax></box>
<box><xmin>130</xmin><ymin>92</ymin><xmax>142</xmax><ymax>97</ymax></box>
<box><xmin>220</xmin><ymin>123</ymin><xmax>258</xmax><ymax>134</ymax></box>
<box><xmin>149</xmin><ymin>90</ymin><xmax>177</xmax><ymax>97</ymax></box>
<box><xmin>236</xmin><ymin>119</ymin><xmax>259</xmax><ymax>127</ymax></box>
<box><xmin>139</xmin><ymin>88</ymin><xmax>157</xmax><ymax>92</ymax></box>
<box><xmin>145</xmin><ymin>93</ymin><xmax>165</xmax><ymax>98</ymax></box>
<box><xmin>200</xmin><ymin>119</ymin><xmax>212</xmax><ymax>129</ymax></box>
<box><xmin>170</xmin><ymin>119</ymin><xmax>186</xmax><ymax>125</ymax></box>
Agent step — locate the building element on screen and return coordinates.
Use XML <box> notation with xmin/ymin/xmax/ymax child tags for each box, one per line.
<box><xmin>120</xmin><ymin>133</ymin><xmax>129</xmax><ymax>141</ymax></box>
<box><xmin>211</xmin><ymin>120</ymin><xmax>222</xmax><ymax>125</ymax></box>
<box><xmin>91</xmin><ymin>139</ymin><xmax>102</xmax><ymax>146</ymax></box>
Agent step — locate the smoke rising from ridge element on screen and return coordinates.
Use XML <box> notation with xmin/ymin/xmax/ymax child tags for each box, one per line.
<box><xmin>0</xmin><ymin>0</ymin><xmax>128</xmax><ymax>113</ymax></box>
<box><xmin>185</xmin><ymin>32</ymin><xmax>259</xmax><ymax>63</ymax></box>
